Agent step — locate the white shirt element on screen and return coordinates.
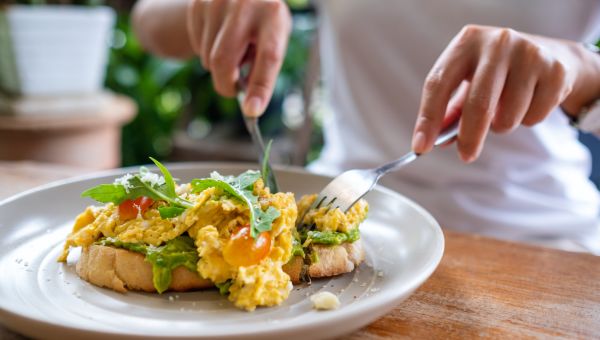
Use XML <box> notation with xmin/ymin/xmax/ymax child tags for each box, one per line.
<box><xmin>311</xmin><ymin>0</ymin><xmax>600</xmax><ymax>253</ymax></box>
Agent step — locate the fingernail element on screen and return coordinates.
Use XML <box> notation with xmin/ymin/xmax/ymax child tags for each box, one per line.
<box><xmin>460</xmin><ymin>152</ymin><xmax>477</xmax><ymax>164</ymax></box>
<box><xmin>244</xmin><ymin>96</ymin><xmax>263</xmax><ymax>117</ymax></box>
<box><xmin>412</xmin><ymin>131</ymin><xmax>427</xmax><ymax>154</ymax></box>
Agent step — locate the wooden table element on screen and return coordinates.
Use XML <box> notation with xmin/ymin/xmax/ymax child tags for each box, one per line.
<box><xmin>1</xmin><ymin>161</ymin><xmax>599</xmax><ymax>339</ymax></box>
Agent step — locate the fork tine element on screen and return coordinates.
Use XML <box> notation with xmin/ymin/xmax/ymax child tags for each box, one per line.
<box><xmin>335</xmin><ymin>197</ymin><xmax>358</xmax><ymax>214</ymax></box>
<box><xmin>312</xmin><ymin>194</ymin><xmax>329</xmax><ymax>209</ymax></box>
<box><xmin>316</xmin><ymin>194</ymin><xmax>337</xmax><ymax>209</ymax></box>
<box><xmin>296</xmin><ymin>192</ymin><xmax>333</xmax><ymax>228</ymax></box>
<box><xmin>297</xmin><ymin>169</ymin><xmax>373</xmax><ymax>227</ymax></box>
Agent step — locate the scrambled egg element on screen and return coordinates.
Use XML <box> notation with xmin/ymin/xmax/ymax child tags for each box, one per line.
<box><xmin>190</xmin><ymin>180</ymin><xmax>296</xmax><ymax>310</ymax></box>
<box><xmin>59</xmin><ymin>178</ymin><xmax>297</xmax><ymax>311</ymax></box>
<box><xmin>297</xmin><ymin>194</ymin><xmax>369</xmax><ymax>233</ymax></box>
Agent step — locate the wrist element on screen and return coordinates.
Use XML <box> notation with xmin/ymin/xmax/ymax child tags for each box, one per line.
<box><xmin>562</xmin><ymin>42</ymin><xmax>600</xmax><ymax>117</ymax></box>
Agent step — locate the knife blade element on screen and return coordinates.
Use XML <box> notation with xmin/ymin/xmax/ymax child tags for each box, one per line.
<box><xmin>237</xmin><ymin>89</ymin><xmax>280</xmax><ymax>192</ymax></box>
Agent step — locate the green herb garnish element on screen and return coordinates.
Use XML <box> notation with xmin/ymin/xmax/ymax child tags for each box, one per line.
<box><xmin>261</xmin><ymin>139</ymin><xmax>278</xmax><ymax>192</ymax></box>
<box><xmin>191</xmin><ymin>171</ymin><xmax>280</xmax><ymax>238</ymax></box>
<box><xmin>82</xmin><ymin>158</ymin><xmax>280</xmax><ymax>237</ymax></box>
<box><xmin>81</xmin><ymin>157</ymin><xmax>193</xmax><ymax>219</ymax></box>
<box><xmin>156</xmin><ymin>206</ymin><xmax>187</xmax><ymax>218</ymax></box>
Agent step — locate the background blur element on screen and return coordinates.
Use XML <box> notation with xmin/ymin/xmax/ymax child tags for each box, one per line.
<box><xmin>103</xmin><ymin>0</ymin><xmax>322</xmax><ymax>167</ymax></box>
<box><xmin>1</xmin><ymin>0</ymin><xmax>320</xmax><ymax>167</ymax></box>
<box><xmin>107</xmin><ymin>0</ymin><xmax>600</xmax><ymax>187</ymax></box>
<box><xmin>2</xmin><ymin>0</ymin><xmax>600</xmax><ymax>187</ymax></box>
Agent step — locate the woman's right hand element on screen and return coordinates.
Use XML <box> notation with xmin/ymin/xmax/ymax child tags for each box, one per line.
<box><xmin>186</xmin><ymin>0</ymin><xmax>292</xmax><ymax>117</ymax></box>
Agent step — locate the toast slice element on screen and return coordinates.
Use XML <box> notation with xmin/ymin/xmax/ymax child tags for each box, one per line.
<box><xmin>76</xmin><ymin>241</ymin><xmax>365</xmax><ymax>293</ymax></box>
<box><xmin>76</xmin><ymin>245</ymin><xmax>213</xmax><ymax>293</ymax></box>
<box><xmin>283</xmin><ymin>241</ymin><xmax>365</xmax><ymax>284</ymax></box>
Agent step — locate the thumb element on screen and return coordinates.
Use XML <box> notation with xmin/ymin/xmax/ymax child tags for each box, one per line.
<box><xmin>242</xmin><ymin>94</ymin><xmax>266</xmax><ymax>118</ymax></box>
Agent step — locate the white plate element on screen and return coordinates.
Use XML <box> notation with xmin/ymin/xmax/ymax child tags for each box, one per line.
<box><xmin>0</xmin><ymin>163</ymin><xmax>444</xmax><ymax>340</ymax></box>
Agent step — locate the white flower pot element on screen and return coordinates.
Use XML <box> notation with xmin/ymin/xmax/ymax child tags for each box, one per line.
<box><xmin>0</xmin><ymin>5</ymin><xmax>115</xmax><ymax>96</ymax></box>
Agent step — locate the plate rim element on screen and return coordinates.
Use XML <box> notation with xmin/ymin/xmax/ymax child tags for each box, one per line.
<box><xmin>0</xmin><ymin>162</ymin><xmax>445</xmax><ymax>339</ymax></box>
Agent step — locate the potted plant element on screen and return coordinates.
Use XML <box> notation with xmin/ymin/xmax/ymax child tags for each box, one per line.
<box><xmin>0</xmin><ymin>1</ymin><xmax>134</xmax><ymax>170</ymax></box>
<box><xmin>0</xmin><ymin>0</ymin><xmax>115</xmax><ymax>95</ymax></box>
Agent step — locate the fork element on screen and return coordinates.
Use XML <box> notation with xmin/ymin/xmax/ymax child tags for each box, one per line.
<box><xmin>299</xmin><ymin>119</ymin><xmax>460</xmax><ymax>224</ymax></box>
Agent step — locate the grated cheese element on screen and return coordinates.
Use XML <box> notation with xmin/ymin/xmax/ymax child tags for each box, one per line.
<box><xmin>114</xmin><ymin>173</ymin><xmax>134</xmax><ymax>191</ymax></box>
<box><xmin>139</xmin><ymin>171</ymin><xmax>165</xmax><ymax>187</ymax></box>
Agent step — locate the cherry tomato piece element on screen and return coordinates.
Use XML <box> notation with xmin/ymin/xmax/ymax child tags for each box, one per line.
<box><xmin>119</xmin><ymin>196</ymin><xmax>154</xmax><ymax>220</ymax></box>
<box><xmin>223</xmin><ymin>225</ymin><xmax>272</xmax><ymax>267</ymax></box>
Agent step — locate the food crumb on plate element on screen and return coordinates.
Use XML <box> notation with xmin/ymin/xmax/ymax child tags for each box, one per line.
<box><xmin>310</xmin><ymin>291</ymin><xmax>340</xmax><ymax>310</ymax></box>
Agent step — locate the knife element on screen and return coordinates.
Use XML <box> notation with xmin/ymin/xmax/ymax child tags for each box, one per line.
<box><xmin>236</xmin><ymin>84</ymin><xmax>280</xmax><ymax>193</ymax></box>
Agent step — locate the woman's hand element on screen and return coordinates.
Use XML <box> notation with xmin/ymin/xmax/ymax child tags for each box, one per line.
<box><xmin>411</xmin><ymin>25</ymin><xmax>600</xmax><ymax>162</ymax></box>
<box><xmin>187</xmin><ymin>0</ymin><xmax>292</xmax><ymax>117</ymax></box>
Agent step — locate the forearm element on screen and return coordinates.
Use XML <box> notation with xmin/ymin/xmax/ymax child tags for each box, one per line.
<box><xmin>132</xmin><ymin>0</ymin><xmax>194</xmax><ymax>59</ymax></box>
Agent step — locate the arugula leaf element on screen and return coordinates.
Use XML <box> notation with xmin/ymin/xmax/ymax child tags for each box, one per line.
<box><xmin>190</xmin><ymin>171</ymin><xmax>280</xmax><ymax>238</ymax></box>
<box><xmin>192</xmin><ymin>171</ymin><xmax>258</xmax><ymax>196</ymax></box>
<box><xmin>256</xmin><ymin>206</ymin><xmax>280</xmax><ymax>234</ymax></box>
<box><xmin>262</xmin><ymin>139</ymin><xmax>273</xmax><ymax>187</ymax></box>
<box><xmin>80</xmin><ymin>178</ymin><xmax>163</xmax><ymax>205</ymax></box>
<box><xmin>150</xmin><ymin>157</ymin><xmax>177</xmax><ymax>197</ymax></box>
<box><xmin>81</xmin><ymin>184</ymin><xmax>127</xmax><ymax>204</ymax></box>
<box><xmin>81</xmin><ymin>158</ymin><xmax>193</xmax><ymax>218</ymax></box>
<box><xmin>236</xmin><ymin>171</ymin><xmax>261</xmax><ymax>190</ymax></box>
<box><xmin>132</xmin><ymin>176</ymin><xmax>191</xmax><ymax>209</ymax></box>
<box><xmin>158</xmin><ymin>206</ymin><xmax>186</xmax><ymax>219</ymax></box>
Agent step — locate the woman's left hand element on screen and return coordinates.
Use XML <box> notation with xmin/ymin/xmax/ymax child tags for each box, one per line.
<box><xmin>411</xmin><ymin>24</ymin><xmax>600</xmax><ymax>162</ymax></box>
